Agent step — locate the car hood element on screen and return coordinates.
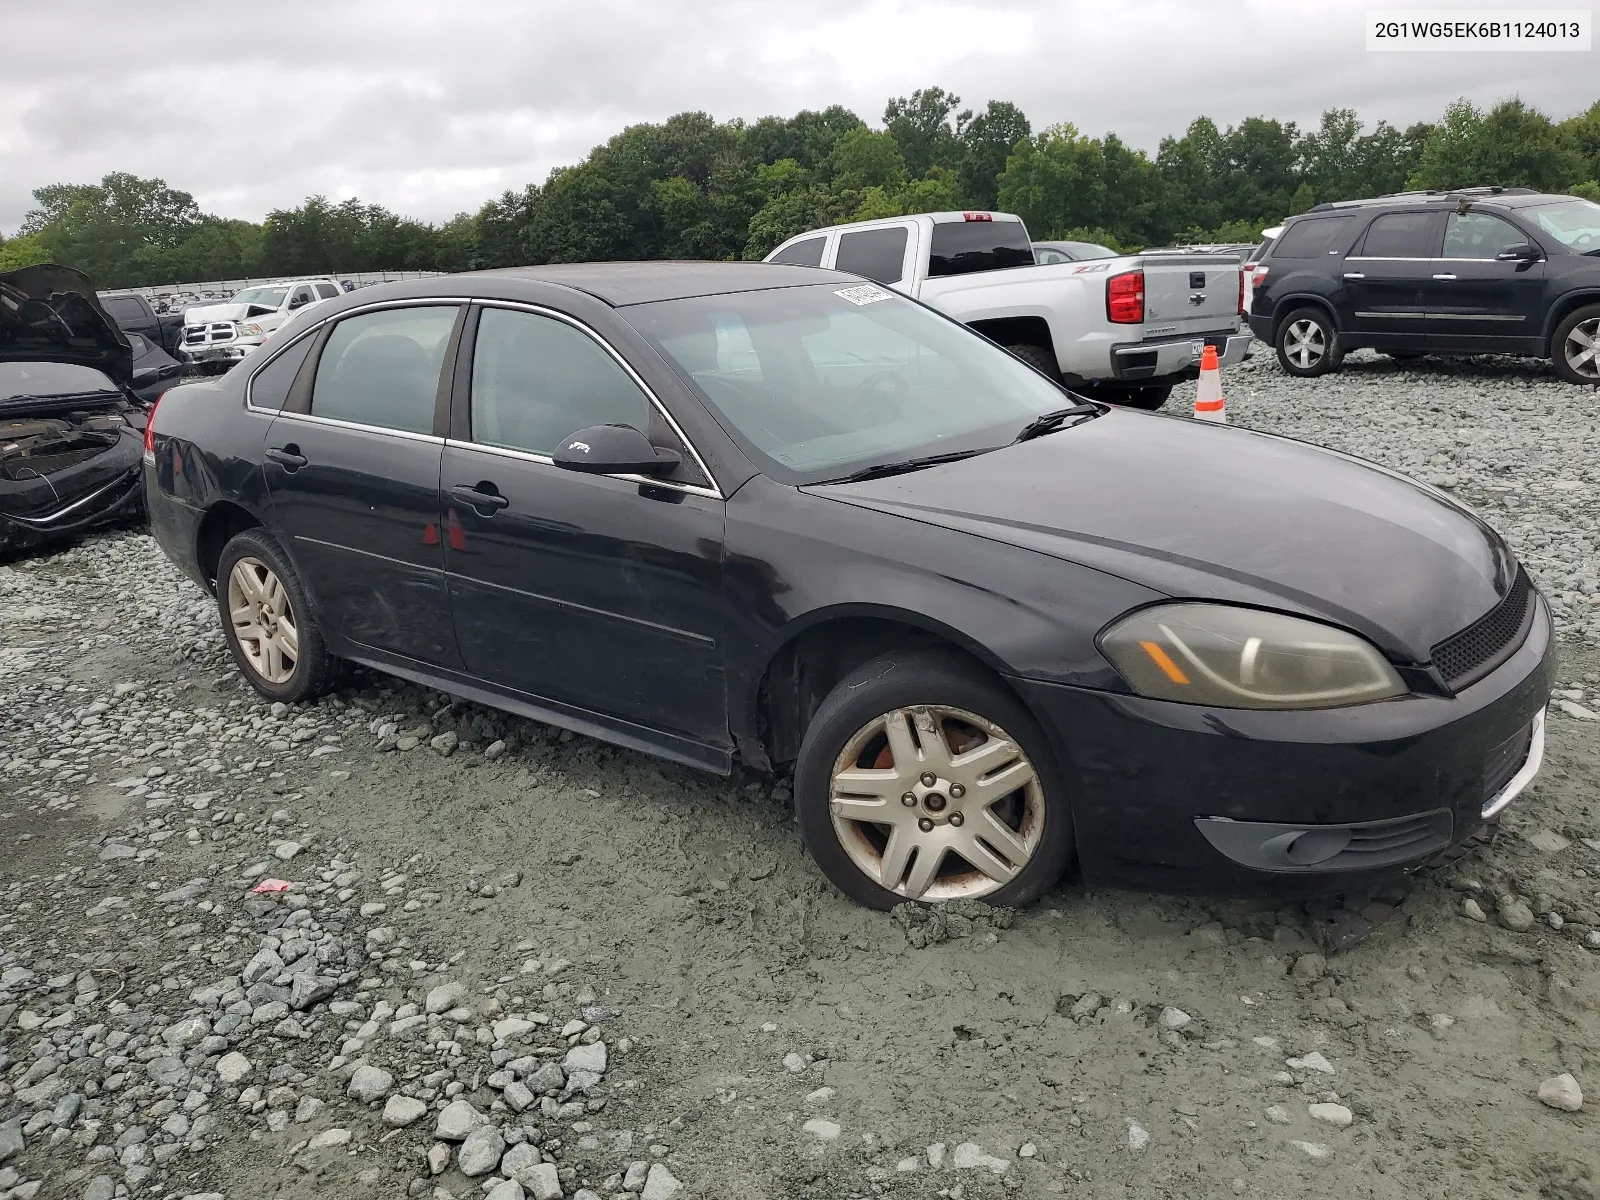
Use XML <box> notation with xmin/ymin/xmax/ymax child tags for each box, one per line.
<box><xmin>808</xmin><ymin>411</ymin><xmax>1515</xmax><ymax>663</ymax></box>
<box><xmin>0</xmin><ymin>264</ymin><xmax>132</xmax><ymax>388</ymax></box>
<box><xmin>184</xmin><ymin>302</ymin><xmax>255</xmax><ymax>324</ymax></box>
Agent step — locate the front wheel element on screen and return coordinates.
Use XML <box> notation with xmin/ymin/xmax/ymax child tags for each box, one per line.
<box><xmin>794</xmin><ymin>651</ymin><xmax>1075</xmax><ymax>910</ymax></box>
<box><xmin>1552</xmin><ymin>303</ymin><xmax>1600</xmax><ymax>386</ymax></box>
<box><xmin>1275</xmin><ymin>307</ymin><xmax>1343</xmax><ymax>377</ymax></box>
<box><xmin>216</xmin><ymin>527</ymin><xmax>346</xmax><ymax>703</ymax></box>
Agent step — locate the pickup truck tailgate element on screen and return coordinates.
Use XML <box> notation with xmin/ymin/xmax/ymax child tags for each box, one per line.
<box><xmin>1139</xmin><ymin>256</ymin><xmax>1240</xmax><ymax>335</ymax></box>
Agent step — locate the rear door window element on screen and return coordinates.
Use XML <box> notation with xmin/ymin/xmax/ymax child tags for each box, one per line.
<box><xmin>309</xmin><ymin>306</ymin><xmax>458</xmax><ymax>433</ymax></box>
<box><xmin>835</xmin><ymin>227</ymin><xmax>910</xmax><ymax>285</ymax></box>
<box><xmin>1270</xmin><ymin>216</ymin><xmax>1357</xmax><ymax>259</ymax></box>
<box><xmin>1355</xmin><ymin>212</ymin><xmax>1445</xmax><ymax>258</ymax></box>
<box><xmin>102</xmin><ymin>297</ymin><xmax>147</xmax><ymax>323</ymax></box>
<box><xmin>249</xmin><ymin>335</ymin><xmax>318</xmax><ymax>411</ymax></box>
<box><xmin>470</xmin><ymin>307</ymin><xmax>651</xmax><ymax>456</ymax></box>
<box><xmin>315</xmin><ymin>282</ymin><xmax>341</xmax><ymax>299</ymax></box>
<box><xmin>770</xmin><ymin>237</ymin><xmax>826</xmax><ymax>267</ymax></box>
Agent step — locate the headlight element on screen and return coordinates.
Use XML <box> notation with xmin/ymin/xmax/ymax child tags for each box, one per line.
<box><xmin>1100</xmin><ymin>603</ymin><xmax>1405</xmax><ymax>710</ymax></box>
<box><xmin>240</xmin><ymin>323</ymin><xmax>264</xmax><ymax>337</ymax></box>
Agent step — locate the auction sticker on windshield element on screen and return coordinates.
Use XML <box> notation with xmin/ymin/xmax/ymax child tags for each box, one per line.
<box><xmin>834</xmin><ymin>284</ymin><xmax>892</xmax><ymax>306</ymax></box>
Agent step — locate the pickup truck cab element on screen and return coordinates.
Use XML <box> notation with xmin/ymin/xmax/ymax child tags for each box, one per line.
<box><xmin>98</xmin><ymin>292</ymin><xmax>185</xmax><ymax>356</ymax></box>
<box><xmin>180</xmin><ymin>278</ymin><xmax>343</xmax><ymax>372</ymax></box>
<box><xmin>766</xmin><ymin>211</ymin><xmax>1251</xmax><ymax>408</ymax></box>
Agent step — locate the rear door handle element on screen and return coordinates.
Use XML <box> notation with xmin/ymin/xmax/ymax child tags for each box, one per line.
<box><xmin>265</xmin><ymin>445</ymin><xmax>308</xmax><ymax>470</ymax></box>
<box><xmin>1432</xmin><ymin>273</ymin><xmax>1457</xmax><ymax>280</ymax></box>
<box><xmin>450</xmin><ymin>484</ymin><xmax>510</xmax><ymax>511</ymax></box>
<box><xmin>1342</xmin><ymin>272</ymin><xmax>1365</xmax><ymax>279</ymax></box>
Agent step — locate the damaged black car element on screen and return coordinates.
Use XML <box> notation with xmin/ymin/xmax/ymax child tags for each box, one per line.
<box><xmin>1</xmin><ymin>265</ymin><xmax>152</xmax><ymax>554</ymax></box>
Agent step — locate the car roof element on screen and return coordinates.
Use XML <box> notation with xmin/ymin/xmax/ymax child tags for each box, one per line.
<box><xmin>457</xmin><ymin>261</ymin><xmax>858</xmax><ymax>306</ymax></box>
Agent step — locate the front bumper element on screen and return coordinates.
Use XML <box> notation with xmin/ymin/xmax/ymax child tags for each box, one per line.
<box><xmin>1013</xmin><ymin>592</ymin><xmax>1555</xmax><ymax>896</ymax></box>
<box><xmin>1110</xmin><ymin>330</ymin><xmax>1253</xmax><ymax>383</ymax></box>
<box><xmin>0</xmin><ymin>429</ymin><xmax>146</xmax><ymax>551</ymax></box>
<box><xmin>180</xmin><ymin>339</ymin><xmax>262</xmax><ymax>365</ymax></box>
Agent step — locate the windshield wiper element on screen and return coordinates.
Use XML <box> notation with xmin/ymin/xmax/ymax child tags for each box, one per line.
<box><xmin>1011</xmin><ymin>402</ymin><xmax>1100</xmax><ymax>442</ymax></box>
<box><xmin>817</xmin><ymin>448</ymin><xmax>993</xmax><ymax>484</ymax></box>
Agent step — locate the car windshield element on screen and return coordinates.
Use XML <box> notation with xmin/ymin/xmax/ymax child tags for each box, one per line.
<box><xmin>1520</xmin><ymin>199</ymin><xmax>1600</xmax><ymax>250</ymax></box>
<box><xmin>231</xmin><ymin>287</ymin><xmax>288</xmax><ymax>307</ymax></box>
<box><xmin>623</xmin><ymin>282</ymin><xmax>1079</xmax><ymax>484</ymax></box>
<box><xmin>0</xmin><ymin>361</ymin><xmax>121</xmax><ymax>402</ymax></box>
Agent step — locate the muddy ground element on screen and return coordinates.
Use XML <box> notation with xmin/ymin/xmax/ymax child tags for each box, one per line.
<box><xmin>2</xmin><ymin>352</ymin><xmax>1599</xmax><ymax>1200</ymax></box>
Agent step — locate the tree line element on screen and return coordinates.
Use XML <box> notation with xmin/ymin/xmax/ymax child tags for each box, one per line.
<box><xmin>3</xmin><ymin>90</ymin><xmax>1597</xmax><ymax>289</ymax></box>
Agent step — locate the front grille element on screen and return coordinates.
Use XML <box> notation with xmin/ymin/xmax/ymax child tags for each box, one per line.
<box><xmin>184</xmin><ymin>322</ymin><xmax>237</xmax><ymax>346</ymax></box>
<box><xmin>1483</xmin><ymin>721</ymin><xmax>1533</xmax><ymax>804</ymax></box>
<box><xmin>1430</xmin><ymin>568</ymin><xmax>1534</xmax><ymax>689</ymax></box>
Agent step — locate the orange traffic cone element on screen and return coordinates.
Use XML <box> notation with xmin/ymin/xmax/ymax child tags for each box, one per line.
<box><xmin>1193</xmin><ymin>345</ymin><xmax>1226</xmax><ymax>423</ymax></box>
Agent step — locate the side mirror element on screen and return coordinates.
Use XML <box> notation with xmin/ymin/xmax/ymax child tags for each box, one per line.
<box><xmin>288</xmin><ymin>296</ymin><xmax>308</xmax><ymax>309</ymax></box>
<box><xmin>552</xmin><ymin>424</ymin><xmax>681</xmax><ymax>477</ymax></box>
<box><xmin>1496</xmin><ymin>241</ymin><xmax>1541</xmax><ymax>262</ymax></box>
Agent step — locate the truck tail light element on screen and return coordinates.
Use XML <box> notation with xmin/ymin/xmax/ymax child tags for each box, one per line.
<box><xmin>1237</xmin><ymin>269</ymin><xmax>1246</xmax><ymax>316</ymax></box>
<box><xmin>1106</xmin><ymin>270</ymin><xmax>1144</xmax><ymax>324</ymax></box>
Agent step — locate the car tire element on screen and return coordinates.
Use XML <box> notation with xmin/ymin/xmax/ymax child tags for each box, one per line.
<box><xmin>1006</xmin><ymin>343</ymin><xmax>1060</xmax><ymax>380</ymax></box>
<box><xmin>793</xmin><ymin>650</ymin><xmax>1076</xmax><ymax>911</ymax></box>
<box><xmin>1275</xmin><ymin>307</ymin><xmax>1343</xmax><ymax>377</ymax></box>
<box><xmin>1552</xmin><ymin>303</ymin><xmax>1600</xmax><ymax>386</ymax></box>
<box><xmin>215</xmin><ymin>528</ymin><xmax>347</xmax><ymax>703</ymax></box>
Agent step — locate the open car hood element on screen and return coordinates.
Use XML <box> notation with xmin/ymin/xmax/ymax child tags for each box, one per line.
<box><xmin>0</xmin><ymin>264</ymin><xmax>132</xmax><ymax>388</ymax></box>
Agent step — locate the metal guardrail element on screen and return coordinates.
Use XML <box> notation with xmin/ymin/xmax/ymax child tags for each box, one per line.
<box><xmin>98</xmin><ymin>270</ymin><xmax>446</xmax><ymax>313</ymax></box>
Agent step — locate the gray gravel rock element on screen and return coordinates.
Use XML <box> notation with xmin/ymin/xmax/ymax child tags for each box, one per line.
<box><xmin>0</xmin><ymin>1119</ymin><xmax>22</xmax><ymax>1164</ymax></box>
<box><xmin>382</xmin><ymin>1095</ymin><xmax>428</xmax><ymax>1127</ymax></box>
<box><xmin>457</xmin><ymin>1125</ymin><xmax>506</xmax><ymax>1176</ymax></box>
<box><xmin>642</xmin><ymin>1163</ymin><xmax>683</xmax><ymax>1200</ymax></box>
<box><xmin>1538</xmin><ymin>1073</ymin><xmax>1584</xmax><ymax>1111</ymax></box>
<box><xmin>436</xmin><ymin>1098</ymin><xmax>486</xmax><ymax>1140</ymax></box>
<box><xmin>348</xmin><ymin>1064</ymin><xmax>395</xmax><ymax>1102</ymax></box>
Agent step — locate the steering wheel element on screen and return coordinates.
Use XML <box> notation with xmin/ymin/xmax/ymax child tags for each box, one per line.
<box><xmin>851</xmin><ymin>369</ymin><xmax>911</xmax><ymax>424</ymax></box>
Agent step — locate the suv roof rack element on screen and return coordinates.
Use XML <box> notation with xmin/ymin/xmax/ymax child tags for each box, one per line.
<box><xmin>1304</xmin><ymin>185</ymin><xmax>1540</xmax><ymax>214</ymax></box>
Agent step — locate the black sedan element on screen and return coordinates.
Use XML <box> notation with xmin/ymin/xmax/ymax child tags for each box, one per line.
<box><xmin>144</xmin><ymin>263</ymin><xmax>1552</xmax><ymax>909</ymax></box>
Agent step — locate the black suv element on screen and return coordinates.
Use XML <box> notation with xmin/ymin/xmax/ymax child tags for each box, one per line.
<box><xmin>1247</xmin><ymin>188</ymin><xmax>1600</xmax><ymax>385</ymax></box>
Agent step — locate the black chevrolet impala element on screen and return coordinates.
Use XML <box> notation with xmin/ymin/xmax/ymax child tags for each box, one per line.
<box><xmin>144</xmin><ymin>263</ymin><xmax>1553</xmax><ymax>909</ymax></box>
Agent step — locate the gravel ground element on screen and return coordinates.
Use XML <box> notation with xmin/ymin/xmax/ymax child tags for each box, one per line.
<box><xmin>1</xmin><ymin>348</ymin><xmax>1598</xmax><ymax>1200</ymax></box>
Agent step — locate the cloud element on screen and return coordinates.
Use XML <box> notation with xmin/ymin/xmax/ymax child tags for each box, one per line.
<box><xmin>3</xmin><ymin>0</ymin><xmax>1594</xmax><ymax>233</ymax></box>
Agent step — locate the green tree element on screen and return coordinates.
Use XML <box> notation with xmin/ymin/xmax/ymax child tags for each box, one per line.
<box><xmin>883</xmin><ymin>87</ymin><xmax>963</xmax><ymax>180</ymax></box>
<box><xmin>827</xmin><ymin>127</ymin><xmax>908</xmax><ymax>191</ymax></box>
<box><xmin>956</xmin><ymin>101</ymin><xmax>1031</xmax><ymax>209</ymax></box>
<box><xmin>1409</xmin><ymin>98</ymin><xmax>1586</xmax><ymax>190</ymax></box>
<box><xmin>999</xmin><ymin>124</ymin><xmax>1169</xmax><ymax>245</ymax></box>
<box><xmin>18</xmin><ymin>172</ymin><xmax>203</xmax><ymax>286</ymax></box>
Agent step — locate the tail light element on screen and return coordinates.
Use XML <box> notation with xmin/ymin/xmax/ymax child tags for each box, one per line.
<box><xmin>1237</xmin><ymin>269</ymin><xmax>1246</xmax><ymax>316</ymax></box>
<box><xmin>1106</xmin><ymin>270</ymin><xmax>1144</xmax><ymax>324</ymax></box>
<box><xmin>142</xmin><ymin>395</ymin><xmax>162</xmax><ymax>462</ymax></box>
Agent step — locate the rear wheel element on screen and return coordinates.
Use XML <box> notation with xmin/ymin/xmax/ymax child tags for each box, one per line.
<box><xmin>1275</xmin><ymin>307</ymin><xmax>1343</xmax><ymax>377</ymax></box>
<box><xmin>216</xmin><ymin>528</ymin><xmax>346</xmax><ymax>703</ymax></box>
<box><xmin>1006</xmin><ymin>342</ymin><xmax>1059</xmax><ymax>380</ymax></box>
<box><xmin>794</xmin><ymin>651</ymin><xmax>1075</xmax><ymax>910</ymax></box>
<box><xmin>1552</xmin><ymin>303</ymin><xmax>1600</xmax><ymax>386</ymax></box>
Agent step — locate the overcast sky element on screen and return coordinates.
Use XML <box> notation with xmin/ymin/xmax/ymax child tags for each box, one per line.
<box><xmin>4</xmin><ymin>0</ymin><xmax>1596</xmax><ymax>235</ymax></box>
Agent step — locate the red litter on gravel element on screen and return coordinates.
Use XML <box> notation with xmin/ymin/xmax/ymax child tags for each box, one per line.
<box><xmin>252</xmin><ymin>878</ymin><xmax>291</xmax><ymax>893</ymax></box>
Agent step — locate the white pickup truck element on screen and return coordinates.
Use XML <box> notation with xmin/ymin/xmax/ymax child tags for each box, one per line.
<box><xmin>180</xmin><ymin>278</ymin><xmax>344</xmax><ymax>372</ymax></box>
<box><xmin>766</xmin><ymin>211</ymin><xmax>1252</xmax><ymax>408</ymax></box>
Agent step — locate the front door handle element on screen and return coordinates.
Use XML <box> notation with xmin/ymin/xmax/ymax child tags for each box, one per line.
<box><xmin>1432</xmin><ymin>273</ymin><xmax>1457</xmax><ymax>280</ymax></box>
<box><xmin>1342</xmin><ymin>272</ymin><xmax>1365</xmax><ymax>279</ymax></box>
<box><xmin>450</xmin><ymin>484</ymin><xmax>510</xmax><ymax>511</ymax></box>
<box><xmin>266</xmin><ymin>445</ymin><xmax>308</xmax><ymax>470</ymax></box>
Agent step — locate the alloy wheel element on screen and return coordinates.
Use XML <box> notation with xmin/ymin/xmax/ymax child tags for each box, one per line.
<box><xmin>226</xmin><ymin>556</ymin><xmax>299</xmax><ymax>684</ymax></box>
<box><xmin>827</xmin><ymin>704</ymin><xmax>1045</xmax><ymax>902</ymax></box>
<box><xmin>1565</xmin><ymin>317</ymin><xmax>1600</xmax><ymax>382</ymax></box>
<box><xmin>1284</xmin><ymin>319</ymin><xmax>1326</xmax><ymax>370</ymax></box>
